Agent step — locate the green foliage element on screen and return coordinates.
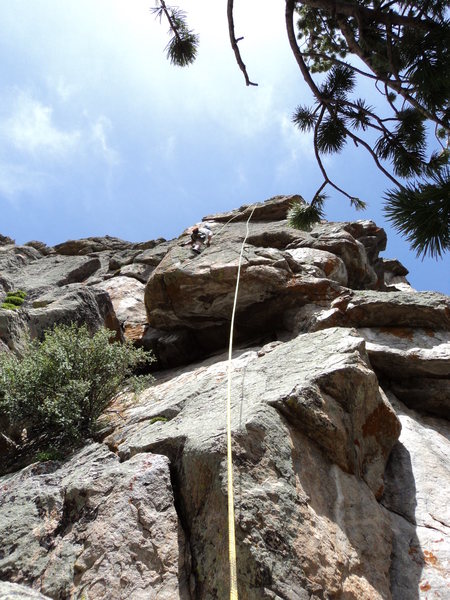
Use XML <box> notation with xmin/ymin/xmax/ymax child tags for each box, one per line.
<box><xmin>1</xmin><ymin>290</ymin><xmax>27</xmax><ymax>310</ymax></box>
<box><xmin>294</xmin><ymin>2</ymin><xmax>449</xmax><ymax>256</ymax></box>
<box><xmin>3</xmin><ymin>296</ymin><xmax>24</xmax><ymax>307</ymax></box>
<box><xmin>292</xmin><ymin>105</ymin><xmax>317</xmax><ymax>132</ymax></box>
<box><xmin>35</xmin><ymin>448</ymin><xmax>64</xmax><ymax>462</ymax></box>
<box><xmin>152</xmin><ymin>0</ymin><xmax>449</xmax><ymax>257</ymax></box>
<box><xmin>0</xmin><ymin>323</ymin><xmax>155</xmax><ymax>448</ymax></box>
<box><xmin>291</xmin><ymin>1</ymin><xmax>449</xmax><ymax>256</ymax></box>
<box><xmin>1</xmin><ymin>303</ymin><xmax>19</xmax><ymax>311</ymax></box>
<box><xmin>151</xmin><ymin>1</ymin><xmax>199</xmax><ymax>67</ymax></box>
<box><xmin>384</xmin><ymin>168</ymin><xmax>450</xmax><ymax>258</ymax></box>
<box><xmin>287</xmin><ymin>196</ymin><xmax>326</xmax><ymax>230</ymax></box>
<box><xmin>149</xmin><ymin>416</ymin><xmax>168</xmax><ymax>425</ymax></box>
<box><xmin>316</xmin><ymin>114</ymin><xmax>348</xmax><ymax>154</ymax></box>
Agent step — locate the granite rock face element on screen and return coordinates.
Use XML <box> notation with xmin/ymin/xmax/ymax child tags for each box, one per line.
<box><xmin>0</xmin><ymin>446</ymin><xmax>189</xmax><ymax>600</ymax></box>
<box><xmin>0</xmin><ymin>581</ymin><xmax>52</xmax><ymax>599</ymax></box>
<box><xmin>0</xmin><ymin>235</ymin><xmax>170</xmax><ymax>352</ymax></box>
<box><xmin>0</xmin><ymin>195</ymin><xmax>449</xmax><ymax>599</ymax></box>
<box><xmin>381</xmin><ymin>394</ymin><xmax>450</xmax><ymax>599</ymax></box>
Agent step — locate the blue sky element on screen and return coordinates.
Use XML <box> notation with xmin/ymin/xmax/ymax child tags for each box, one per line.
<box><xmin>0</xmin><ymin>0</ymin><xmax>448</xmax><ymax>293</ymax></box>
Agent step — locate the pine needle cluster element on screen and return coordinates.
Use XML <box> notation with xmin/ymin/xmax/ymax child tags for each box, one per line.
<box><xmin>151</xmin><ymin>1</ymin><xmax>199</xmax><ymax>66</ymax></box>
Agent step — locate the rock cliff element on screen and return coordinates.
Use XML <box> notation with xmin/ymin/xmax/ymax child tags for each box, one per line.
<box><xmin>0</xmin><ymin>196</ymin><xmax>449</xmax><ymax>599</ymax></box>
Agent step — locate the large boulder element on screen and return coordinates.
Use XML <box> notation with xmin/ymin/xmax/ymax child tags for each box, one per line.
<box><xmin>98</xmin><ymin>276</ymin><xmax>147</xmax><ymax>342</ymax></box>
<box><xmin>103</xmin><ymin>327</ymin><xmax>400</xmax><ymax>599</ymax></box>
<box><xmin>0</xmin><ymin>286</ymin><xmax>122</xmax><ymax>354</ymax></box>
<box><xmin>285</xmin><ymin>289</ymin><xmax>450</xmax><ymax>336</ymax></box>
<box><xmin>144</xmin><ymin>198</ymin><xmax>397</xmax><ymax>363</ymax></box>
<box><xmin>0</xmin><ymin>234</ymin><xmax>173</xmax><ymax>353</ymax></box>
<box><xmin>0</xmin><ymin>445</ymin><xmax>190</xmax><ymax>600</ymax></box>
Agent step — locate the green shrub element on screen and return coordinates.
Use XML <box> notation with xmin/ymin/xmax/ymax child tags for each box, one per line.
<box><xmin>149</xmin><ymin>416</ymin><xmax>168</xmax><ymax>425</ymax></box>
<box><xmin>13</xmin><ymin>290</ymin><xmax>27</xmax><ymax>299</ymax></box>
<box><xmin>1</xmin><ymin>290</ymin><xmax>27</xmax><ymax>310</ymax></box>
<box><xmin>35</xmin><ymin>448</ymin><xmax>64</xmax><ymax>462</ymax></box>
<box><xmin>0</xmin><ymin>323</ymin><xmax>155</xmax><ymax>448</ymax></box>
<box><xmin>3</xmin><ymin>295</ymin><xmax>24</xmax><ymax>306</ymax></box>
<box><xmin>0</xmin><ymin>302</ymin><xmax>20</xmax><ymax>310</ymax></box>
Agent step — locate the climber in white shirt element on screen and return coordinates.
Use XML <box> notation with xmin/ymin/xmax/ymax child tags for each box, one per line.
<box><xmin>191</xmin><ymin>225</ymin><xmax>212</xmax><ymax>254</ymax></box>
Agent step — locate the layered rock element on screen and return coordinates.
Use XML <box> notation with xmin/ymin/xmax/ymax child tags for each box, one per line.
<box><xmin>0</xmin><ymin>235</ymin><xmax>171</xmax><ymax>352</ymax></box>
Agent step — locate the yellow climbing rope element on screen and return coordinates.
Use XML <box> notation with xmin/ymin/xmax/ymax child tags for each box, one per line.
<box><xmin>226</xmin><ymin>205</ymin><xmax>256</xmax><ymax>600</ymax></box>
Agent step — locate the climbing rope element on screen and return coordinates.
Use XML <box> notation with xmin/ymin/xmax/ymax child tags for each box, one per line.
<box><xmin>226</xmin><ymin>204</ymin><xmax>256</xmax><ymax>600</ymax></box>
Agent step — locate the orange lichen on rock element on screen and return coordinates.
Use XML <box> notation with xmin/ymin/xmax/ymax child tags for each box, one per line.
<box><xmin>423</xmin><ymin>550</ymin><xmax>439</xmax><ymax>567</ymax></box>
<box><xmin>362</xmin><ymin>404</ymin><xmax>401</xmax><ymax>443</ymax></box>
<box><xmin>419</xmin><ymin>581</ymin><xmax>431</xmax><ymax>591</ymax></box>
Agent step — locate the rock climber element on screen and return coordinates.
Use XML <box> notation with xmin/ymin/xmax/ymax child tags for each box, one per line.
<box><xmin>191</xmin><ymin>225</ymin><xmax>212</xmax><ymax>254</ymax></box>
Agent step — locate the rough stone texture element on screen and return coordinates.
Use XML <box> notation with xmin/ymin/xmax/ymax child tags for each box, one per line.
<box><xmin>117</xmin><ymin>262</ymin><xmax>155</xmax><ymax>283</ymax></box>
<box><xmin>0</xmin><ymin>445</ymin><xmax>190</xmax><ymax>600</ymax></box>
<box><xmin>358</xmin><ymin>327</ymin><xmax>450</xmax><ymax>378</ymax></box>
<box><xmin>12</xmin><ymin>255</ymin><xmax>102</xmax><ymax>293</ymax></box>
<box><xmin>358</xmin><ymin>327</ymin><xmax>450</xmax><ymax>419</ymax></box>
<box><xmin>0</xmin><ymin>245</ymin><xmax>42</xmax><ymax>290</ymax></box>
<box><xmin>284</xmin><ymin>247</ymin><xmax>348</xmax><ymax>285</ymax></box>
<box><xmin>0</xmin><ymin>582</ymin><xmax>51</xmax><ymax>599</ymax></box>
<box><xmin>98</xmin><ymin>276</ymin><xmax>147</xmax><ymax>341</ymax></box>
<box><xmin>143</xmin><ymin>202</ymin><xmax>415</xmax><ymax>363</ymax></box>
<box><xmin>303</xmin><ymin>222</ymin><xmax>382</xmax><ymax>288</ymax></box>
<box><xmin>381</xmin><ymin>394</ymin><xmax>450</xmax><ymax>599</ymax></box>
<box><xmin>202</xmin><ymin>194</ymin><xmax>300</xmax><ymax>223</ymax></box>
<box><xmin>144</xmin><ymin>215</ymin><xmax>372</xmax><ymax>349</ymax></box>
<box><xmin>343</xmin><ymin>291</ymin><xmax>450</xmax><ymax>329</ymax></box>
<box><xmin>100</xmin><ymin>328</ymin><xmax>399</xmax><ymax>599</ymax></box>
<box><xmin>285</xmin><ymin>289</ymin><xmax>450</xmax><ymax>337</ymax></box>
<box><xmin>0</xmin><ymin>286</ymin><xmax>122</xmax><ymax>354</ymax></box>
<box><xmin>0</xmin><ymin>234</ymin><xmax>172</xmax><ymax>352</ymax></box>
<box><xmin>53</xmin><ymin>235</ymin><xmax>134</xmax><ymax>256</ymax></box>
<box><xmin>381</xmin><ymin>258</ymin><xmax>414</xmax><ymax>292</ymax></box>
<box><xmin>140</xmin><ymin>327</ymin><xmax>199</xmax><ymax>368</ymax></box>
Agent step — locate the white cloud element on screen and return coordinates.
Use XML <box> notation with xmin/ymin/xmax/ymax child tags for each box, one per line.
<box><xmin>90</xmin><ymin>116</ymin><xmax>120</xmax><ymax>167</ymax></box>
<box><xmin>275</xmin><ymin>113</ymin><xmax>315</xmax><ymax>180</ymax></box>
<box><xmin>0</xmin><ymin>163</ymin><xmax>46</xmax><ymax>201</ymax></box>
<box><xmin>2</xmin><ymin>93</ymin><xmax>80</xmax><ymax>157</ymax></box>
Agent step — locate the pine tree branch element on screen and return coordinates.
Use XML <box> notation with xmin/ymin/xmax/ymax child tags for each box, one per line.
<box><xmin>302</xmin><ymin>52</ymin><xmax>378</xmax><ymax>80</ymax></box>
<box><xmin>286</xmin><ymin>0</ymin><xmax>325</xmax><ymax>102</ymax></box>
<box><xmin>313</xmin><ymin>107</ymin><xmax>359</xmax><ymax>201</ymax></box>
<box><xmin>336</xmin><ymin>15</ymin><xmax>449</xmax><ymax>130</ymax></box>
<box><xmin>342</xmin><ymin>123</ymin><xmax>405</xmax><ymax>188</ymax></box>
<box><xmin>295</xmin><ymin>0</ymin><xmax>436</xmax><ymax>31</ymax></box>
<box><xmin>339</xmin><ymin>99</ymin><xmax>392</xmax><ymax>135</ymax></box>
<box><xmin>227</xmin><ymin>0</ymin><xmax>258</xmax><ymax>86</ymax></box>
<box><xmin>383</xmin><ymin>82</ymin><xmax>401</xmax><ymax>117</ymax></box>
<box><xmin>159</xmin><ymin>0</ymin><xmax>182</xmax><ymax>44</ymax></box>
<box><xmin>289</xmin><ymin>0</ymin><xmax>405</xmax><ymax>198</ymax></box>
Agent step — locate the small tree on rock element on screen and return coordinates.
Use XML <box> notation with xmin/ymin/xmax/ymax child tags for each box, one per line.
<box><xmin>0</xmin><ymin>323</ymin><xmax>154</xmax><ymax>451</ymax></box>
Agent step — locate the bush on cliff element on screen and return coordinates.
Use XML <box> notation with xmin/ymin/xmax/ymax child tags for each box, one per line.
<box><xmin>0</xmin><ymin>323</ymin><xmax>155</xmax><ymax>449</ymax></box>
<box><xmin>1</xmin><ymin>290</ymin><xmax>27</xmax><ymax>310</ymax></box>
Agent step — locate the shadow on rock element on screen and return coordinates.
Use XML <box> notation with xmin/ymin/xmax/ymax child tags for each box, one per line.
<box><xmin>381</xmin><ymin>441</ymin><xmax>423</xmax><ymax>599</ymax></box>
